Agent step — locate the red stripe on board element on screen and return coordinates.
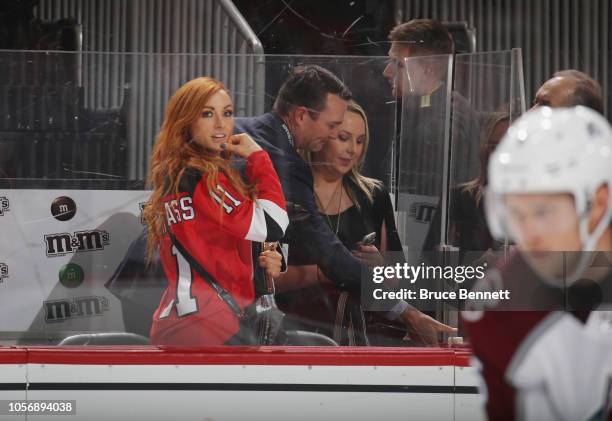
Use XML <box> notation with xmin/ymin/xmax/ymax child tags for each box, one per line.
<box><xmin>454</xmin><ymin>351</ymin><xmax>473</xmax><ymax>367</ymax></box>
<box><xmin>0</xmin><ymin>346</ymin><xmax>475</xmax><ymax>366</ymax></box>
<box><xmin>0</xmin><ymin>348</ymin><xmax>28</xmax><ymax>364</ymax></box>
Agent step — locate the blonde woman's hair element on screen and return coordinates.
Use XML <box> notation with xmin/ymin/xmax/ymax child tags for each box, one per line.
<box><xmin>303</xmin><ymin>100</ymin><xmax>382</xmax><ymax>209</ymax></box>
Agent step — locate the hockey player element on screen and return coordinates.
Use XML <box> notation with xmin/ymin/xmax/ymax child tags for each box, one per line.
<box><xmin>144</xmin><ymin>77</ymin><xmax>288</xmax><ymax>346</ymax></box>
<box><xmin>463</xmin><ymin>106</ymin><xmax>612</xmax><ymax>420</ymax></box>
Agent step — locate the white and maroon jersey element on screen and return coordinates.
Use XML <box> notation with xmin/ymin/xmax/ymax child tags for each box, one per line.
<box><xmin>462</xmin><ymin>252</ymin><xmax>612</xmax><ymax>421</ymax></box>
<box><xmin>150</xmin><ymin>150</ymin><xmax>288</xmax><ymax>346</ymax></box>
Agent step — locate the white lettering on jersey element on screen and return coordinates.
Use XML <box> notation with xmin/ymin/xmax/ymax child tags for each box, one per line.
<box><xmin>164</xmin><ymin>197</ymin><xmax>196</xmax><ymax>226</ymax></box>
<box><xmin>180</xmin><ymin>197</ymin><xmax>195</xmax><ymax>220</ymax></box>
<box><xmin>210</xmin><ymin>185</ymin><xmax>242</xmax><ymax>214</ymax></box>
<box><xmin>171</xmin><ymin>246</ymin><xmax>198</xmax><ymax>317</ymax></box>
<box><xmin>164</xmin><ymin>202</ymin><xmax>177</xmax><ymax>225</ymax></box>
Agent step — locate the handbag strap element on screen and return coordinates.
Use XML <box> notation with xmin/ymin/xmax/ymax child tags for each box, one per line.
<box><xmin>167</xmin><ymin>231</ymin><xmax>244</xmax><ymax>318</ymax></box>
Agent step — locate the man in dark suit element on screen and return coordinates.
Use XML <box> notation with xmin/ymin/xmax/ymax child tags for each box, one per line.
<box><xmin>235</xmin><ymin>65</ymin><xmax>455</xmax><ymax>345</ymax></box>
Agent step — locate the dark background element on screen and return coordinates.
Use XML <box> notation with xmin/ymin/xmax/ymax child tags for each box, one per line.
<box><xmin>1</xmin><ymin>0</ymin><xmax>610</xmax><ymax>184</ymax></box>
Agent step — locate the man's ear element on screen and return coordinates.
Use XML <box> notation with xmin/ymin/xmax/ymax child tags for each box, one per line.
<box><xmin>588</xmin><ymin>184</ymin><xmax>610</xmax><ymax>232</ymax></box>
<box><xmin>293</xmin><ymin>106</ymin><xmax>308</xmax><ymax>123</ymax></box>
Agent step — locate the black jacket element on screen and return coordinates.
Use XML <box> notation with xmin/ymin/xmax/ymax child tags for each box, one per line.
<box><xmin>234</xmin><ymin>113</ymin><xmax>365</xmax><ymax>292</ymax></box>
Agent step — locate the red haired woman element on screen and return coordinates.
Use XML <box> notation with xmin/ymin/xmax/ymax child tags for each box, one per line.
<box><xmin>144</xmin><ymin>77</ymin><xmax>288</xmax><ymax>346</ymax></box>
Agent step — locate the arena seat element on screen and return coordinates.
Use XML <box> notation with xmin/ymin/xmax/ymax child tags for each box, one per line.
<box><xmin>282</xmin><ymin>330</ymin><xmax>339</xmax><ymax>346</ymax></box>
<box><xmin>58</xmin><ymin>331</ymin><xmax>338</xmax><ymax>347</ymax></box>
<box><xmin>58</xmin><ymin>332</ymin><xmax>150</xmax><ymax>346</ymax></box>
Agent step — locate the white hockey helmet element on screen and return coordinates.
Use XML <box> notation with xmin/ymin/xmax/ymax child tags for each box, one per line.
<box><xmin>485</xmin><ymin>106</ymin><xmax>612</xmax><ymax>251</ymax></box>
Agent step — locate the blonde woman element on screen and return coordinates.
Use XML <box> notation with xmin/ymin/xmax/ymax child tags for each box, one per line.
<box><xmin>277</xmin><ymin>100</ymin><xmax>454</xmax><ymax>345</ymax></box>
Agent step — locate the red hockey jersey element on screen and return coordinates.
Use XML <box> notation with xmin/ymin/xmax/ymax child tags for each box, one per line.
<box><xmin>150</xmin><ymin>150</ymin><xmax>288</xmax><ymax>346</ymax></box>
<box><xmin>463</xmin><ymin>252</ymin><xmax>612</xmax><ymax>421</ymax></box>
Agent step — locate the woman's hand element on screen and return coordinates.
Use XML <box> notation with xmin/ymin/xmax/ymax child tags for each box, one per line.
<box><xmin>258</xmin><ymin>249</ymin><xmax>282</xmax><ymax>279</ymax></box>
<box><xmin>352</xmin><ymin>244</ymin><xmax>384</xmax><ymax>268</ymax></box>
<box><xmin>221</xmin><ymin>133</ymin><xmax>262</xmax><ymax>158</ymax></box>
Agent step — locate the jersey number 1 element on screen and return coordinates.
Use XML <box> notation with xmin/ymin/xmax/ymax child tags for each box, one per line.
<box><xmin>170</xmin><ymin>245</ymin><xmax>198</xmax><ymax>317</ymax></box>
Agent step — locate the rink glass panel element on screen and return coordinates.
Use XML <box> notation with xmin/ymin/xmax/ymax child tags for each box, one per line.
<box><xmin>390</xmin><ymin>50</ymin><xmax>525</xmax><ymax>329</ymax></box>
<box><xmin>445</xmin><ymin>49</ymin><xmax>526</xmax><ymax>258</ymax></box>
<box><xmin>0</xmin><ymin>51</ymin><xmax>403</xmax><ymax>347</ymax></box>
<box><xmin>0</xmin><ymin>49</ymin><xmax>525</xmax><ymax>348</ymax></box>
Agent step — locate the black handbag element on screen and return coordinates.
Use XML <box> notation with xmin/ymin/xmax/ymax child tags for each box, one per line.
<box><xmin>167</xmin><ymin>231</ymin><xmax>284</xmax><ymax>345</ymax></box>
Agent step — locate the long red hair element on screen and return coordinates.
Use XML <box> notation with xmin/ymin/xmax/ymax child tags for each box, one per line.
<box><xmin>144</xmin><ymin>77</ymin><xmax>255</xmax><ymax>262</ymax></box>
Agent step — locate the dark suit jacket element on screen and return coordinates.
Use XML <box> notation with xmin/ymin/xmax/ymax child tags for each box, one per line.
<box><xmin>234</xmin><ymin>113</ymin><xmax>365</xmax><ymax>292</ymax></box>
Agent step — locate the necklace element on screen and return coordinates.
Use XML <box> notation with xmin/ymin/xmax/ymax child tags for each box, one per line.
<box><xmin>315</xmin><ymin>180</ymin><xmax>343</xmax><ymax>235</ymax></box>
